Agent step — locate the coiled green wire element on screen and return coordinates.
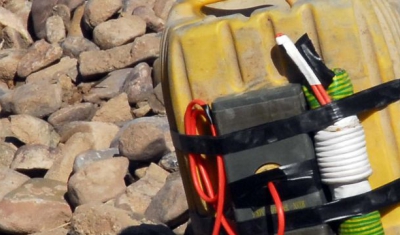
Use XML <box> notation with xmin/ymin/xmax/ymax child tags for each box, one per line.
<box><xmin>303</xmin><ymin>68</ymin><xmax>384</xmax><ymax>234</ymax></box>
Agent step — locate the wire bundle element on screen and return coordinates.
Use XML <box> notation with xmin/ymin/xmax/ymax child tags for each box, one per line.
<box><xmin>184</xmin><ymin>99</ymin><xmax>236</xmax><ymax>235</ymax></box>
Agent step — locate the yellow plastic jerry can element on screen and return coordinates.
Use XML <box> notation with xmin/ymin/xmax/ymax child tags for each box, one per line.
<box><xmin>160</xmin><ymin>0</ymin><xmax>400</xmax><ymax>233</ymax></box>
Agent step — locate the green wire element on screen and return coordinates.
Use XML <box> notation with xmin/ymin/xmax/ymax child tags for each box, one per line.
<box><xmin>302</xmin><ymin>68</ymin><xmax>384</xmax><ymax>234</ymax></box>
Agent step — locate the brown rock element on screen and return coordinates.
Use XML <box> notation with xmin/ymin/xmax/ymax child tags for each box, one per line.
<box><xmin>52</xmin><ymin>4</ymin><xmax>71</xmax><ymax>31</ymax></box>
<box><xmin>0</xmin><ymin>81</ymin><xmax>63</xmax><ymax>118</ymax></box>
<box><xmin>0</xmin><ymin>178</ymin><xmax>72</xmax><ymax>234</ymax></box>
<box><xmin>70</xmin><ymin>203</ymin><xmax>143</xmax><ymax>235</ymax></box>
<box><xmin>10</xmin><ymin>144</ymin><xmax>60</xmax><ymax>171</ymax></box>
<box><xmin>0</xmin><ymin>166</ymin><xmax>30</xmax><ymax>200</ymax></box>
<box><xmin>122</xmin><ymin>0</ymin><xmax>156</xmax><ymax>15</ymax></box>
<box><xmin>121</xmin><ymin>62</ymin><xmax>153</xmax><ymax>104</ymax></box>
<box><xmin>57</xmin><ymin>0</ymin><xmax>85</xmax><ymax>10</ymax></box>
<box><xmin>79</xmin><ymin>33</ymin><xmax>161</xmax><ymax>76</ymax></box>
<box><xmin>153</xmin><ymin>0</ymin><xmax>176</xmax><ymax>20</ymax></box>
<box><xmin>148</xmin><ymin>93</ymin><xmax>166</xmax><ymax>115</ymax></box>
<box><xmin>133</xmin><ymin>6</ymin><xmax>165</xmax><ymax>32</ymax></box>
<box><xmin>17</xmin><ymin>40</ymin><xmax>63</xmax><ymax>78</ymax></box>
<box><xmin>132</xmin><ymin>102</ymin><xmax>151</xmax><ymax>118</ymax></box>
<box><xmin>117</xmin><ymin>118</ymin><xmax>169</xmax><ymax>162</ymax></box>
<box><xmin>26</xmin><ymin>57</ymin><xmax>78</xmax><ymax>83</ymax></box>
<box><xmin>9</xmin><ymin>114</ymin><xmax>60</xmax><ymax>148</ymax></box>
<box><xmin>93</xmin><ymin>15</ymin><xmax>146</xmax><ymax>50</ymax></box>
<box><xmin>91</xmin><ymin>92</ymin><xmax>133</xmax><ymax>124</ymax></box>
<box><xmin>145</xmin><ymin>172</ymin><xmax>188</xmax><ymax>227</ymax></box>
<box><xmin>0</xmin><ymin>49</ymin><xmax>26</xmax><ymax>81</ymax></box>
<box><xmin>48</xmin><ymin>103</ymin><xmax>96</xmax><ymax>127</ymax></box>
<box><xmin>83</xmin><ymin>0</ymin><xmax>123</xmax><ymax>28</ymax></box>
<box><xmin>68</xmin><ymin>3</ymin><xmax>85</xmax><ymax>37</ymax></box>
<box><xmin>57</xmin><ymin>121</ymin><xmax>119</xmax><ymax>147</ymax></box>
<box><xmin>2</xmin><ymin>0</ymin><xmax>31</xmax><ymax>30</ymax></box>
<box><xmin>31</xmin><ymin>227</ymin><xmax>69</xmax><ymax>235</ymax></box>
<box><xmin>115</xmin><ymin>163</ymin><xmax>169</xmax><ymax>215</ymax></box>
<box><xmin>46</xmin><ymin>15</ymin><xmax>66</xmax><ymax>44</ymax></box>
<box><xmin>0</xmin><ymin>7</ymin><xmax>33</xmax><ymax>45</ymax></box>
<box><xmin>61</xmin><ymin>36</ymin><xmax>99</xmax><ymax>58</ymax></box>
<box><xmin>68</xmin><ymin>157</ymin><xmax>128</xmax><ymax>206</ymax></box>
<box><xmin>84</xmin><ymin>68</ymin><xmax>133</xmax><ymax>102</ymax></box>
<box><xmin>45</xmin><ymin>132</ymin><xmax>94</xmax><ymax>183</ymax></box>
<box><xmin>0</xmin><ymin>118</ymin><xmax>12</xmax><ymax>139</ymax></box>
<box><xmin>73</xmin><ymin>148</ymin><xmax>119</xmax><ymax>173</ymax></box>
<box><xmin>31</xmin><ymin>0</ymin><xmax>58</xmax><ymax>39</ymax></box>
<box><xmin>2</xmin><ymin>26</ymin><xmax>31</xmax><ymax>49</ymax></box>
<box><xmin>0</xmin><ymin>142</ymin><xmax>17</xmax><ymax>168</ymax></box>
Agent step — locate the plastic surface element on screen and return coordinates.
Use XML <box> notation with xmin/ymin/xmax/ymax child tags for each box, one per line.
<box><xmin>160</xmin><ymin>0</ymin><xmax>400</xmax><ymax>233</ymax></box>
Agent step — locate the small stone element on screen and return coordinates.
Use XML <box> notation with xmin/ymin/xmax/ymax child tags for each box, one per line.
<box><xmin>132</xmin><ymin>102</ymin><xmax>151</xmax><ymax>118</ymax></box>
<box><xmin>0</xmin><ymin>49</ymin><xmax>26</xmax><ymax>81</ymax></box>
<box><xmin>0</xmin><ymin>178</ymin><xmax>72</xmax><ymax>234</ymax></box>
<box><xmin>145</xmin><ymin>172</ymin><xmax>188</xmax><ymax>227</ymax></box>
<box><xmin>48</xmin><ymin>103</ymin><xmax>96</xmax><ymax>128</ymax></box>
<box><xmin>17</xmin><ymin>40</ymin><xmax>63</xmax><ymax>78</ymax></box>
<box><xmin>68</xmin><ymin>157</ymin><xmax>128</xmax><ymax>206</ymax></box>
<box><xmin>0</xmin><ymin>142</ymin><xmax>17</xmax><ymax>168</ymax></box>
<box><xmin>122</xmin><ymin>0</ymin><xmax>156</xmax><ymax>15</ymax></box>
<box><xmin>0</xmin><ymin>81</ymin><xmax>62</xmax><ymax>118</ymax></box>
<box><xmin>134</xmin><ymin>165</ymin><xmax>148</xmax><ymax>179</ymax></box>
<box><xmin>9</xmin><ymin>114</ymin><xmax>60</xmax><ymax>148</ymax></box>
<box><xmin>173</xmin><ymin>221</ymin><xmax>190</xmax><ymax>235</ymax></box>
<box><xmin>45</xmin><ymin>15</ymin><xmax>66</xmax><ymax>44</ymax></box>
<box><xmin>84</xmin><ymin>68</ymin><xmax>133</xmax><ymax>102</ymax></box>
<box><xmin>83</xmin><ymin>0</ymin><xmax>123</xmax><ymax>28</ymax></box>
<box><xmin>73</xmin><ymin>148</ymin><xmax>119</xmax><ymax>173</ymax></box>
<box><xmin>121</xmin><ymin>62</ymin><xmax>153</xmax><ymax>104</ymax></box>
<box><xmin>91</xmin><ymin>92</ymin><xmax>133</xmax><ymax>124</ymax></box>
<box><xmin>61</xmin><ymin>36</ymin><xmax>100</xmax><ymax>58</ymax></box>
<box><xmin>26</xmin><ymin>57</ymin><xmax>78</xmax><ymax>83</ymax></box>
<box><xmin>70</xmin><ymin>203</ymin><xmax>143</xmax><ymax>235</ymax></box>
<box><xmin>133</xmin><ymin>6</ymin><xmax>165</xmax><ymax>32</ymax></box>
<box><xmin>93</xmin><ymin>15</ymin><xmax>146</xmax><ymax>50</ymax></box>
<box><xmin>0</xmin><ymin>7</ymin><xmax>33</xmax><ymax>45</ymax></box>
<box><xmin>0</xmin><ymin>166</ymin><xmax>30</xmax><ymax>200</ymax></box>
<box><xmin>10</xmin><ymin>144</ymin><xmax>60</xmax><ymax>171</ymax></box>
<box><xmin>153</xmin><ymin>0</ymin><xmax>176</xmax><ymax>20</ymax></box>
<box><xmin>154</xmin><ymin>83</ymin><xmax>164</xmax><ymax>105</ymax></box>
<box><xmin>31</xmin><ymin>0</ymin><xmax>58</xmax><ymax>39</ymax></box>
<box><xmin>79</xmin><ymin>33</ymin><xmax>161</xmax><ymax>77</ymax></box>
<box><xmin>68</xmin><ymin>3</ymin><xmax>85</xmax><ymax>37</ymax></box>
<box><xmin>115</xmin><ymin>163</ymin><xmax>169</xmax><ymax>215</ymax></box>
<box><xmin>159</xmin><ymin>152</ymin><xmax>179</xmax><ymax>172</ymax></box>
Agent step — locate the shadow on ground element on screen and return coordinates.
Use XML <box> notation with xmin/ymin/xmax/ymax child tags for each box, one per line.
<box><xmin>118</xmin><ymin>224</ymin><xmax>176</xmax><ymax>235</ymax></box>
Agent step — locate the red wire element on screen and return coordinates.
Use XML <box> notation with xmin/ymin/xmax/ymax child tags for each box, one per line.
<box><xmin>268</xmin><ymin>182</ymin><xmax>285</xmax><ymax>235</ymax></box>
<box><xmin>184</xmin><ymin>100</ymin><xmax>236</xmax><ymax>235</ymax></box>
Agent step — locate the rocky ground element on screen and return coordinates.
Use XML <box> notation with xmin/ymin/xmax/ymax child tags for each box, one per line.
<box><xmin>0</xmin><ymin>0</ymin><xmax>190</xmax><ymax>234</ymax></box>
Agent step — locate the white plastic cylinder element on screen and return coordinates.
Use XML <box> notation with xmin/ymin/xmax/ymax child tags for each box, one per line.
<box><xmin>314</xmin><ymin>115</ymin><xmax>372</xmax><ymax>200</ymax></box>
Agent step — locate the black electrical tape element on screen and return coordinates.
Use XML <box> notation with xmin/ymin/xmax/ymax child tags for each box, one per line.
<box><xmin>295</xmin><ymin>34</ymin><xmax>335</xmax><ymax>89</ymax></box>
<box><xmin>171</xmin><ymin>79</ymin><xmax>400</xmax><ymax>155</ymax></box>
<box><xmin>275</xmin><ymin>178</ymin><xmax>400</xmax><ymax>231</ymax></box>
<box><xmin>229</xmin><ymin>159</ymin><xmax>320</xmax><ymax>206</ymax></box>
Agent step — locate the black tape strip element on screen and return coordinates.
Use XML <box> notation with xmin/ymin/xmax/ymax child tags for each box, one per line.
<box><xmin>295</xmin><ymin>34</ymin><xmax>335</xmax><ymax>89</ymax></box>
<box><xmin>229</xmin><ymin>159</ymin><xmax>319</xmax><ymax>205</ymax></box>
<box><xmin>276</xmin><ymin>178</ymin><xmax>400</xmax><ymax>231</ymax></box>
<box><xmin>171</xmin><ymin>79</ymin><xmax>400</xmax><ymax>155</ymax></box>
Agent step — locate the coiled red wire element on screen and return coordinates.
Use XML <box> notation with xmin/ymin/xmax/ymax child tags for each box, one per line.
<box><xmin>184</xmin><ymin>99</ymin><xmax>285</xmax><ymax>235</ymax></box>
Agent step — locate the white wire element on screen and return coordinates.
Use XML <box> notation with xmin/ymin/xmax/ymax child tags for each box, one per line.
<box><xmin>314</xmin><ymin>115</ymin><xmax>372</xmax><ymax>199</ymax></box>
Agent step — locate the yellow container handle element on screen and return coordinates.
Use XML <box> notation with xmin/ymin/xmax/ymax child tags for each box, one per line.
<box><xmin>176</xmin><ymin>0</ymin><xmax>297</xmax><ymax>19</ymax></box>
